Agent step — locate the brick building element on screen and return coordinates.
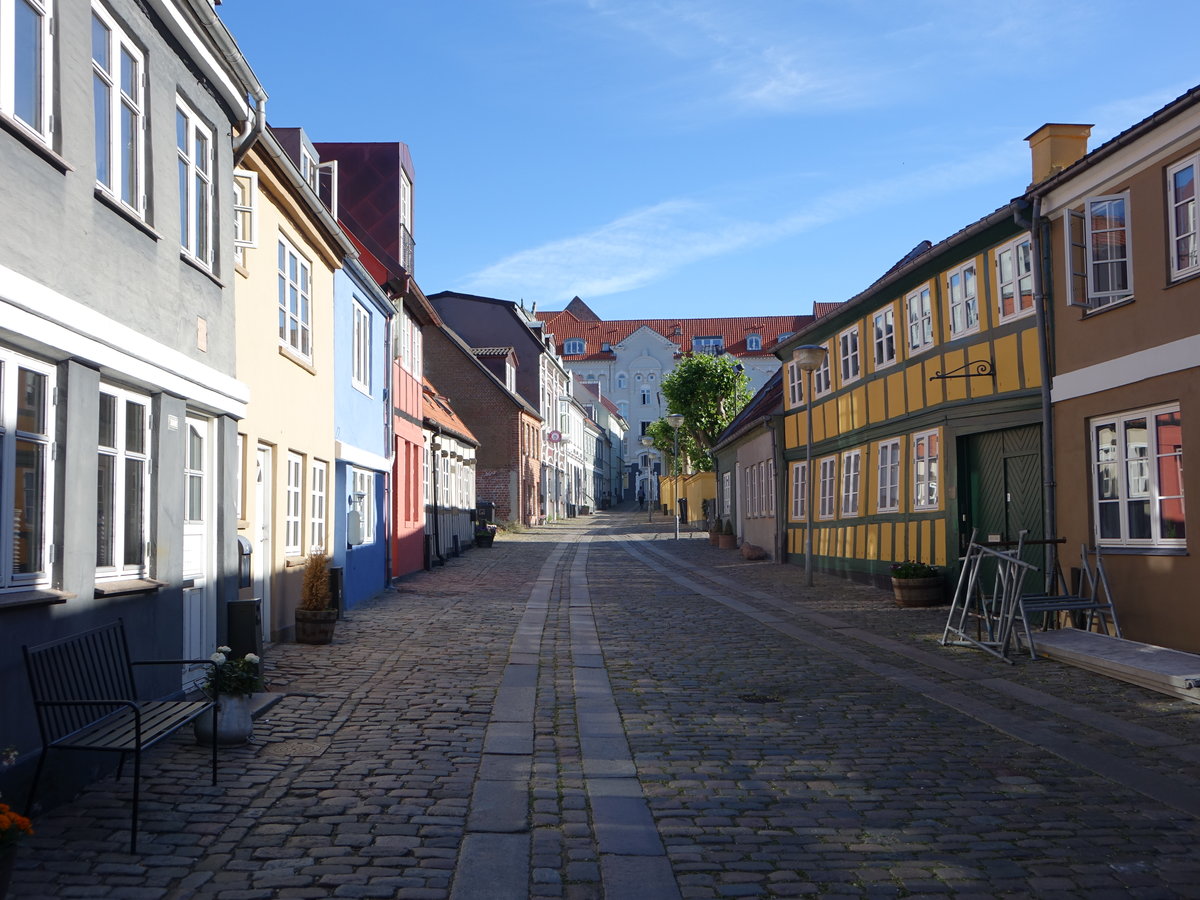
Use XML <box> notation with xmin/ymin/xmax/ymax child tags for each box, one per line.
<box><xmin>424</xmin><ymin>325</ymin><xmax>542</xmax><ymax>525</ymax></box>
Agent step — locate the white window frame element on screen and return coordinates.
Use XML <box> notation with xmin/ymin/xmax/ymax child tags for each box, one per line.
<box><xmin>906</xmin><ymin>285</ymin><xmax>933</xmax><ymax>353</ymax></box>
<box><xmin>351</xmin><ymin>298</ymin><xmax>372</xmax><ymax>394</ymax></box>
<box><xmin>818</xmin><ymin>456</ymin><xmax>837</xmax><ymax>520</ymax></box>
<box><xmin>95</xmin><ymin>384</ymin><xmax>150</xmax><ymax>578</ymax></box>
<box><xmin>278</xmin><ymin>234</ymin><xmax>313</xmax><ymax>360</ymax></box>
<box><xmin>564</xmin><ymin>339</ymin><xmax>585</xmax><ymax>355</ymax></box>
<box><xmin>876</xmin><ymin>439</ymin><xmax>900</xmax><ymax>513</ymax></box>
<box><xmin>285</xmin><ymin>452</ymin><xmax>303</xmax><ymax>556</ymax></box>
<box><xmin>746</xmin><ymin>334</ymin><xmax>762</xmax><ymax>351</ymax></box>
<box><xmin>786</xmin><ymin>361</ymin><xmax>803</xmax><ymax>409</ymax></box>
<box><xmin>310</xmin><ymin>459</ymin><xmax>327</xmax><ymax>553</ymax></box>
<box><xmin>177</xmin><ymin>98</ymin><xmax>214</xmax><ymax>268</ymax></box>
<box><xmin>913</xmin><ymin>430</ymin><xmax>940</xmax><ymax>511</ymax></box>
<box><xmin>1168</xmin><ymin>157</ymin><xmax>1199</xmax><ymax>280</ymax></box>
<box><xmin>790</xmin><ymin>461</ymin><xmax>807</xmax><ymax>521</ymax></box>
<box><xmin>1</xmin><ymin>0</ymin><xmax>53</xmax><ymax>141</ymax></box>
<box><xmin>946</xmin><ymin>260</ymin><xmax>979</xmax><ymax>337</ymax></box>
<box><xmin>92</xmin><ymin>3</ymin><xmax>145</xmax><ymax>215</ymax></box>
<box><xmin>693</xmin><ymin>336</ymin><xmax>724</xmax><ymax>355</ymax></box>
<box><xmin>1090</xmin><ymin>404</ymin><xmax>1185</xmax><ymax>548</ymax></box>
<box><xmin>351</xmin><ymin>467</ymin><xmax>376</xmax><ymax>543</ymax></box>
<box><xmin>813</xmin><ymin>343</ymin><xmax>832</xmax><ymax>396</ymax></box>
<box><xmin>995</xmin><ymin>237</ymin><xmax>1034</xmax><ymax>322</ymax></box>
<box><xmin>872</xmin><ymin>307</ymin><xmax>896</xmax><ymax>369</ymax></box>
<box><xmin>0</xmin><ymin>351</ymin><xmax>56</xmax><ymax>589</ymax></box>
<box><xmin>233</xmin><ymin>169</ymin><xmax>258</xmax><ymax>266</ymax></box>
<box><xmin>722</xmin><ymin>471</ymin><xmax>731</xmax><ymax>517</ymax></box>
<box><xmin>840</xmin><ymin>450</ymin><xmax>861</xmax><ymax>517</ymax></box>
<box><xmin>765</xmin><ymin>459</ymin><xmax>775</xmax><ymax>516</ymax></box>
<box><xmin>838</xmin><ymin>326</ymin><xmax>861</xmax><ymax>385</ymax></box>
<box><xmin>1067</xmin><ymin>192</ymin><xmax>1133</xmax><ymax>309</ymax></box>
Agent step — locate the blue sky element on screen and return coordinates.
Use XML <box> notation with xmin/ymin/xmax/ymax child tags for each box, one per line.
<box><xmin>217</xmin><ymin>1</ymin><xmax>1196</xmax><ymax>320</ymax></box>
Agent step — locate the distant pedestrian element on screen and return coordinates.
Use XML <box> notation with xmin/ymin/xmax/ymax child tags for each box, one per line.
<box><xmin>637</xmin><ymin>487</ymin><xmax>646</xmax><ymax>510</ymax></box>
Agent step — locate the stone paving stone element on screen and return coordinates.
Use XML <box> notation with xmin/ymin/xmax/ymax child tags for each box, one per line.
<box><xmin>12</xmin><ymin>509</ymin><xmax>1200</xmax><ymax>899</ymax></box>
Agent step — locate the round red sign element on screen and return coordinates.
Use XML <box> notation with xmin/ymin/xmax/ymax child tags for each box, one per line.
<box><xmin>548</xmin><ymin>430</ymin><xmax>562</xmax><ymax>443</ymax></box>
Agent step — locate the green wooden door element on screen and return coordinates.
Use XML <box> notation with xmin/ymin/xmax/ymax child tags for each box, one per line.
<box><xmin>960</xmin><ymin>425</ymin><xmax>1044</xmax><ymax>576</ymax></box>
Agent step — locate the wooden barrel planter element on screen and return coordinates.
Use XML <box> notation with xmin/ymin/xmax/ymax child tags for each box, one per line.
<box><xmin>891</xmin><ymin>576</ymin><xmax>943</xmax><ymax>608</ymax></box>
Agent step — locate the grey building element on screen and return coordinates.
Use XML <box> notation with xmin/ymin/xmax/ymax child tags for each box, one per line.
<box><xmin>0</xmin><ymin>0</ymin><xmax>263</xmax><ymax>801</ymax></box>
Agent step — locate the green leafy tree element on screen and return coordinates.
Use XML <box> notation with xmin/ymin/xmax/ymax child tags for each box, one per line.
<box><xmin>654</xmin><ymin>354</ymin><xmax>752</xmax><ymax>472</ymax></box>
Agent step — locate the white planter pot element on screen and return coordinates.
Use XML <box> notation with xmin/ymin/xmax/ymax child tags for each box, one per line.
<box><xmin>193</xmin><ymin>693</ymin><xmax>253</xmax><ymax>746</ymax></box>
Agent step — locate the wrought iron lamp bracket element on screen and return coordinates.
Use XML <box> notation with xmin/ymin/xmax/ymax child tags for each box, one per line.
<box><xmin>929</xmin><ymin>359</ymin><xmax>994</xmax><ymax>381</ymax></box>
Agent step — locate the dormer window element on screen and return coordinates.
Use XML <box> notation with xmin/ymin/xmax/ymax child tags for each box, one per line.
<box><xmin>693</xmin><ymin>336</ymin><xmax>724</xmax><ymax>355</ymax></box>
<box><xmin>564</xmin><ymin>339</ymin><xmax>585</xmax><ymax>355</ymax></box>
<box><xmin>746</xmin><ymin>334</ymin><xmax>762</xmax><ymax>351</ymax></box>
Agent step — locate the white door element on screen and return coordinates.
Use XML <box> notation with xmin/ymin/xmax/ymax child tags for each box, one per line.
<box><xmin>254</xmin><ymin>445</ymin><xmax>272</xmax><ymax>642</ymax></box>
<box><xmin>182</xmin><ymin>416</ymin><xmax>215</xmax><ymax>688</ymax></box>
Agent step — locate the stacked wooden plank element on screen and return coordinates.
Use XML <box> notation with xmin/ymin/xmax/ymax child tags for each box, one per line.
<box><xmin>1034</xmin><ymin>628</ymin><xmax>1200</xmax><ymax>704</ymax></box>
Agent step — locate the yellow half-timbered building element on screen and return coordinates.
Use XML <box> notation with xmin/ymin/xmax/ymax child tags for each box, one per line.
<box><xmin>777</xmin><ymin>204</ymin><xmax>1045</xmax><ymax>591</ymax></box>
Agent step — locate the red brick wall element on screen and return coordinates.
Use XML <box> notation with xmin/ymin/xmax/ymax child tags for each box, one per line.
<box><xmin>426</xmin><ymin>328</ymin><xmax>544</xmax><ymax>525</ymax></box>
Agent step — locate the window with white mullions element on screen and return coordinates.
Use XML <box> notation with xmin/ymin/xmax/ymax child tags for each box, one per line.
<box><xmin>1092</xmin><ymin>405</ymin><xmax>1185</xmax><ymax>547</ymax></box>
<box><xmin>786</xmin><ymin>361</ymin><xmax>803</xmax><ymax>408</ymax></box>
<box><xmin>839</xmin><ymin>326</ymin><xmax>860</xmax><ymax>384</ymax></box>
<box><xmin>0</xmin><ymin>352</ymin><xmax>56</xmax><ymax>588</ymax></box>
<box><xmin>872</xmin><ymin>307</ymin><xmax>896</xmax><ymax>368</ymax></box>
<box><xmin>96</xmin><ymin>386</ymin><xmax>150</xmax><ymax>576</ymax></box>
<box><xmin>278</xmin><ymin>235</ymin><xmax>312</xmax><ymax>359</ymax></box>
<box><xmin>92</xmin><ymin>3</ymin><xmax>145</xmax><ymax>215</ymax></box>
<box><xmin>877</xmin><ymin>439</ymin><xmax>900</xmax><ymax>513</ymax></box>
<box><xmin>1168</xmin><ymin>157</ymin><xmax>1199</xmax><ymax>279</ymax></box>
<box><xmin>996</xmin><ymin>238</ymin><xmax>1034</xmax><ymax>320</ymax></box>
<box><xmin>352</xmin><ymin>299</ymin><xmax>371</xmax><ymax>393</ymax></box>
<box><xmin>1068</xmin><ymin>192</ymin><xmax>1132</xmax><ymax>308</ymax></box>
<box><xmin>947</xmin><ymin>261</ymin><xmax>979</xmax><ymax>336</ymax></box>
<box><xmin>285</xmin><ymin>452</ymin><xmax>303</xmax><ymax>556</ymax></box>
<box><xmin>818</xmin><ymin>456</ymin><xmax>837</xmax><ymax>519</ymax></box>
<box><xmin>184</xmin><ymin>422</ymin><xmax>205</xmax><ymax>523</ymax></box>
<box><xmin>177</xmin><ymin>99</ymin><xmax>214</xmax><ymax>267</ymax></box>
<box><xmin>840</xmin><ymin>450</ymin><xmax>861</xmax><ymax>517</ymax></box>
<box><xmin>233</xmin><ymin>169</ymin><xmax>257</xmax><ymax>266</ymax></box>
<box><xmin>310</xmin><ymin>460</ymin><xmax>327</xmax><ymax>554</ymax></box>
<box><xmin>1</xmin><ymin>0</ymin><xmax>54</xmax><ymax>141</ymax></box>
<box><xmin>813</xmin><ymin>344</ymin><xmax>832</xmax><ymax>396</ymax></box>
<box><xmin>912</xmin><ymin>430</ymin><xmax>939</xmax><ymax>510</ymax></box>
<box><xmin>906</xmin><ymin>285</ymin><xmax>933</xmax><ymax>352</ymax></box>
<box><xmin>790</xmin><ymin>462</ymin><xmax>807</xmax><ymax>521</ymax></box>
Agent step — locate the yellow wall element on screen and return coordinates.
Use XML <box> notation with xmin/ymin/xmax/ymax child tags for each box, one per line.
<box><xmin>235</xmin><ymin>145</ymin><xmax>342</xmax><ymax>639</ymax></box>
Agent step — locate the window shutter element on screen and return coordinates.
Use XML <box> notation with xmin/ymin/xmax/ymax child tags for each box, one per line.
<box><xmin>1065</xmin><ymin>208</ymin><xmax>1092</xmax><ymax>307</ymax></box>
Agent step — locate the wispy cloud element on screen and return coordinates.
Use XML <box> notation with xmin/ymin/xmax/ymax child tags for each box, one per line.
<box><xmin>462</xmin><ymin>143</ymin><xmax>1025</xmax><ymax>304</ymax></box>
<box><xmin>582</xmin><ymin>0</ymin><xmax>879</xmax><ymax>114</ymax></box>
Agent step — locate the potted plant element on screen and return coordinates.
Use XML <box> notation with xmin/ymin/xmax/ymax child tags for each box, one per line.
<box><xmin>889</xmin><ymin>560</ymin><xmax>944</xmax><ymax>607</ymax></box>
<box><xmin>193</xmin><ymin>647</ymin><xmax>263</xmax><ymax>746</ymax></box>
<box><xmin>0</xmin><ymin>746</ymin><xmax>33</xmax><ymax>899</ymax></box>
<box><xmin>295</xmin><ymin>552</ymin><xmax>337</xmax><ymax>644</ymax></box>
<box><xmin>475</xmin><ymin>521</ymin><xmax>497</xmax><ymax>548</ymax></box>
<box><xmin>718</xmin><ymin>518</ymin><xmax>738</xmax><ymax>550</ymax></box>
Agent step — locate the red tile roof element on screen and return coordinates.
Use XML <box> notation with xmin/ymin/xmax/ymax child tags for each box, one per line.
<box><xmin>536</xmin><ymin>309</ymin><xmax>811</xmax><ymax>361</ymax></box>
<box><xmin>422</xmin><ymin>377</ymin><xmax>479</xmax><ymax>445</ymax></box>
<box><xmin>577</xmin><ymin>378</ymin><xmax>625</xmax><ymax>421</ymax></box>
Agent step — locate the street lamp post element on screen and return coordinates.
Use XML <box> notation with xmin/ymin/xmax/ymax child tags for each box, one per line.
<box><xmin>792</xmin><ymin>345</ymin><xmax>827</xmax><ymax>588</ymax></box>
<box><xmin>639</xmin><ymin>435</ymin><xmax>655</xmax><ymax>523</ymax></box>
<box><xmin>666</xmin><ymin>413</ymin><xmax>685</xmax><ymax>540</ymax></box>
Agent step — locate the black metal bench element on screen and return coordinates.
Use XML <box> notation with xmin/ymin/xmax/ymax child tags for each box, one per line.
<box><xmin>23</xmin><ymin>620</ymin><xmax>220</xmax><ymax>852</ymax></box>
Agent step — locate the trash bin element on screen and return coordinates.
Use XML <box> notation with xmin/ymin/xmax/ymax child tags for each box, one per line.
<box><xmin>227</xmin><ymin>598</ymin><xmax>262</xmax><ymax>659</ymax></box>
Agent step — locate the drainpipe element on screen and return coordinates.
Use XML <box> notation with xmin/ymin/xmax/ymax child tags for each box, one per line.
<box><xmin>233</xmin><ymin>88</ymin><xmax>267</xmax><ymax>166</ymax></box>
<box><xmin>766</xmin><ymin>416</ymin><xmax>788</xmax><ymax>565</ymax></box>
<box><xmin>1017</xmin><ymin>195</ymin><xmax>1058</xmax><ymax>590</ymax></box>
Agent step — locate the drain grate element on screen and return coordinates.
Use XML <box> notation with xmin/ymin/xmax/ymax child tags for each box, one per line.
<box><xmin>259</xmin><ymin>738</ymin><xmax>331</xmax><ymax>757</ymax></box>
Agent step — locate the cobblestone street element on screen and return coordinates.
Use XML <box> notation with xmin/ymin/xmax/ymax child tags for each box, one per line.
<box><xmin>12</xmin><ymin>507</ymin><xmax>1200</xmax><ymax>899</ymax></box>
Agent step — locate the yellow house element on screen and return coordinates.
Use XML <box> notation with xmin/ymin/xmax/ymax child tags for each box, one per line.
<box><xmin>778</xmin><ymin>204</ymin><xmax>1044</xmax><ymax>590</ymax></box>
<box><xmin>233</xmin><ymin>127</ymin><xmax>355</xmax><ymax>641</ymax></box>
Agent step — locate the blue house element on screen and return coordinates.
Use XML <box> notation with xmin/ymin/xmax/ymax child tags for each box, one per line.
<box><xmin>333</xmin><ymin>258</ymin><xmax>394</xmax><ymax>608</ymax></box>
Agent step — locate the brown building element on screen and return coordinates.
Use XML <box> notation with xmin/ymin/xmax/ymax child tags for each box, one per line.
<box><xmin>423</xmin><ymin>325</ymin><xmax>543</xmax><ymax>526</ymax></box>
<box><xmin>1030</xmin><ymin>89</ymin><xmax>1200</xmax><ymax>651</ymax></box>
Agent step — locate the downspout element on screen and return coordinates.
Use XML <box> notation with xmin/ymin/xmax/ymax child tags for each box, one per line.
<box><xmin>766</xmin><ymin>416</ymin><xmax>787</xmax><ymax>564</ymax></box>
<box><xmin>1017</xmin><ymin>195</ymin><xmax>1058</xmax><ymax>589</ymax></box>
<box><xmin>432</xmin><ymin>432</ymin><xmax>445</xmax><ymax>566</ymax></box>
<box><xmin>233</xmin><ymin>88</ymin><xmax>266</xmax><ymax>166</ymax></box>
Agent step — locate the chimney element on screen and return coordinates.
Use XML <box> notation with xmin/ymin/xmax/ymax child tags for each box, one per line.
<box><xmin>1025</xmin><ymin>123</ymin><xmax>1092</xmax><ymax>186</ymax></box>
